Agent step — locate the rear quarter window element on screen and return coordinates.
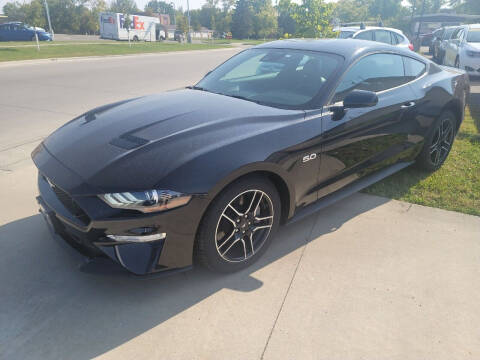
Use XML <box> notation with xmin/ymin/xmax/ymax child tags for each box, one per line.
<box><xmin>403</xmin><ymin>57</ymin><xmax>426</xmax><ymax>80</ymax></box>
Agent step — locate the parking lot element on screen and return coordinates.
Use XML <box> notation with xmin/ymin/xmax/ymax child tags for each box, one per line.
<box><xmin>1</xmin><ymin>50</ymin><xmax>480</xmax><ymax>360</ymax></box>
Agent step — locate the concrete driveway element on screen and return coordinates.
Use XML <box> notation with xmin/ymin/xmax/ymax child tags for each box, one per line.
<box><xmin>1</xmin><ymin>50</ymin><xmax>479</xmax><ymax>360</ymax></box>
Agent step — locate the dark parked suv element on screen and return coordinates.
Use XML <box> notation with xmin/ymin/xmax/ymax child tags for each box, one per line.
<box><xmin>0</xmin><ymin>22</ymin><xmax>52</xmax><ymax>41</ymax></box>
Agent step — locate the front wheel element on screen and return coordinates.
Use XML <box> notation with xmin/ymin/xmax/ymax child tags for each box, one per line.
<box><xmin>195</xmin><ymin>176</ymin><xmax>281</xmax><ymax>273</ymax></box>
<box><xmin>416</xmin><ymin>111</ymin><xmax>456</xmax><ymax>171</ymax></box>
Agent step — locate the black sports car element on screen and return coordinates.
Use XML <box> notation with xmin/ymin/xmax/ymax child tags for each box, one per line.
<box><xmin>33</xmin><ymin>39</ymin><xmax>470</xmax><ymax>275</ymax></box>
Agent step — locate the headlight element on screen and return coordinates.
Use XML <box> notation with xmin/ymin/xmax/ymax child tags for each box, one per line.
<box><xmin>99</xmin><ymin>190</ymin><xmax>191</xmax><ymax>213</ymax></box>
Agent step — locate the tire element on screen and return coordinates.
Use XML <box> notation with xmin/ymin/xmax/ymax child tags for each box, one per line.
<box><xmin>195</xmin><ymin>176</ymin><xmax>281</xmax><ymax>273</ymax></box>
<box><xmin>132</xmin><ymin>35</ymin><xmax>139</xmax><ymax>42</ymax></box>
<box><xmin>416</xmin><ymin>110</ymin><xmax>456</xmax><ymax>172</ymax></box>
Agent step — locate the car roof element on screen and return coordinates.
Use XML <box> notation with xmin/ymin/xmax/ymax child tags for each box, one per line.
<box><xmin>467</xmin><ymin>23</ymin><xmax>480</xmax><ymax>29</ymax></box>
<box><xmin>339</xmin><ymin>27</ymin><xmax>359</xmax><ymax>32</ymax></box>
<box><xmin>256</xmin><ymin>39</ymin><xmax>421</xmax><ymax>60</ymax></box>
<box><xmin>339</xmin><ymin>26</ymin><xmax>404</xmax><ymax>34</ymax></box>
<box><xmin>355</xmin><ymin>26</ymin><xmax>405</xmax><ymax>35</ymax></box>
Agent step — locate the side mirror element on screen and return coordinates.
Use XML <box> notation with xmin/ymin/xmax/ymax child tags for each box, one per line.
<box><xmin>331</xmin><ymin>90</ymin><xmax>378</xmax><ymax>121</ymax></box>
<box><xmin>343</xmin><ymin>90</ymin><xmax>378</xmax><ymax>108</ymax></box>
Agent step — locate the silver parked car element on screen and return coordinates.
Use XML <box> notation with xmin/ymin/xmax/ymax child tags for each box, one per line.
<box><xmin>444</xmin><ymin>24</ymin><xmax>480</xmax><ymax>76</ymax></box>
<box><xmin>337</xmin><ymin>26</ymin><xmax>414</xmax><ymax>51</ymax></box>
<box><xmin>433</xmin><ymin>26</ymin><xmax>458</xmax><ymax>63</ymax></box>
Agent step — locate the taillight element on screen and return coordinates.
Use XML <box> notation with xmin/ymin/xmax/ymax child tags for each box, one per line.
<box><xmin>408</xmin><ymin>43</ymin><xmax>414</xmax><ymax>51</ymax></box>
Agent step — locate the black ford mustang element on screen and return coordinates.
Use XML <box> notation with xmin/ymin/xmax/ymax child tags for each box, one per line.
<box><xmin>33</xmin><ymin>39</ymin><xmax>469</xmax><ymax>275</ymax></box>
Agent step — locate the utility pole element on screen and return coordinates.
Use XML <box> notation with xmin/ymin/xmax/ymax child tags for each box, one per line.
<box><xmin>186</xmin><ymin>0</ymin><xmax>191</xmax><ymax>43</ymax></box>
<box><xmin>43</xmin><ymin>0</ymin><xmax>54</xmax><ymax>40</ymax></box>
<box><xmin>171</xmin><ymin>1</ymin><xmax>176</xmax><ymax>25</ymax></box>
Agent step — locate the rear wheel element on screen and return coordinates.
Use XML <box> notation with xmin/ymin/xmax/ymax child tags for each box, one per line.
<box><xmin>195</xmin><ymin>176</ymin><xmax>281</xmax><ymax>273</ymax></box>
<box><xmin>132</xmin><ymin>35</ymin><xmax>139</xmax><ymax>42</ymax></box>
<box><xmin>416</xmin><ymin>111</ymin><xmax>456</xmax><ymax>171</ymax></box>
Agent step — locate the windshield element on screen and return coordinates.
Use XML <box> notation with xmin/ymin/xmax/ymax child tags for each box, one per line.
<box><xmin>195</xmin><ymin>48</ymin><xmax>342</xmax><ymax>108</ymax></box>
<box><xmin>467</xmin><ymin>29</ymin><xmax>480</xmax><ymax>42</ymax></box>
<box><xmin>338</xmin><ymin>31</ymin><xmax>355</xmax><ymax>39</ymax></box>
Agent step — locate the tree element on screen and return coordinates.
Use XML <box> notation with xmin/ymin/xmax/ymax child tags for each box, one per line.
<box><xmin>3</xmin><ymin>0</ymin><xmax>46</xmax><ymax>28</ymax></box>
<box><xmin>291</xmin><ymin>0</ymin><xmax>335</xmax><ymax>38</ymax></box>
<box><xmin>251</xmin><ymin>0</ymin><xmax>277</xmax><ymax>38</ymax></box>
<box><xmin>277</xmin><ymin>0</ymin><xmax>296</xmax><ymax>36</ymax></box>
<box><xmin>333</xmin><ymin>0</ymin><xmax>372</xmax><ymax>23</ymax></box>
<box><xmin>123</xmin><ymin>13</ymin><xmax>132</xmax><ymax>29</ymax></box>
<box><xmin>109</xmin><ymin>0</ymin><xmax>138</xmax><ymax>14</ymax></box>
<box><xmin>450</xmin><ymin>0</ymin><xmax>480</xmax><ymax>14</ymax></box>
<box><xmin>231</xmin><ymin>0</ymin><xmax>254</xmax><ymax>38</ymax></box>
<box><xmin>368</xmin><ymin>0</ymin><xmax>402</xmax><ymax>20</ymax></box>
<box><xmin>144</xmin><ymin>0</ymin><xmax>175</xmax><ymax>23</ymax></box>
<box><xmin>175</xmin><ymin>12</ymin><xmax>188</xmax><ymax>34</ymax></box>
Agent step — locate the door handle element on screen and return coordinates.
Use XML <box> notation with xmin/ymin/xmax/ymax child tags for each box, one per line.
<box><xmin>401</xmin><ymin>101</ymin><xmax>415</xmax><ymax>108</ymax></box>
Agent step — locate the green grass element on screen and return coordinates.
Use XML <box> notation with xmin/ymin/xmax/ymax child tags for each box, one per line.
<box><xmin>364</xmin><ymin>107</ymin><xmax>480</xmax><ymax>216</ymax></box>
<box><xmin>202</xmin><ymin>39</ymin><xmax>270</xmax><ymax>45</ymax></box>
<box><xmin>0</xmin><ymin>42</ymin><xmax>230</xmax><ymax>62</ymax></box>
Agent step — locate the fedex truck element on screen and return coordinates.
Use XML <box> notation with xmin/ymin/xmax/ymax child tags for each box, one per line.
<box><xmin>99</xmin><ymin>12</ymin><xmax>165</xmax><ymax>41</ymax></box>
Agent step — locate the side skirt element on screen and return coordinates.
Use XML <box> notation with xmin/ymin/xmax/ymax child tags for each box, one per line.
<box><xmin>287</xmin><ymin>161</ymin><xmax>413</xmax><ymax>224</ymax></box>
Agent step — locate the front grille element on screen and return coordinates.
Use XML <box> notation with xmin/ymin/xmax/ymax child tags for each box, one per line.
<box><xmin>47</xmin><ymin>179</ymin><xmax>90</xmax><ymax>225</ymax></box>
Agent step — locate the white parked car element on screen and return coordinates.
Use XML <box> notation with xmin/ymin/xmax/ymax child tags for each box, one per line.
<box><xmin>337</xmin><ymin>26</ymin><xmax>414</xmax><ymax>51</ymax></box>
<box><xmin>443</xmin><ymin>24</ymin><xmax>480</xmax><ymax>76</ymax></box>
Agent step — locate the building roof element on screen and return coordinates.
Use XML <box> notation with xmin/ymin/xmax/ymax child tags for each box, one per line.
<box><xmin>408</xmin><ymin>13</ymin><xmax>480</xmax><ymax>23</ymax></box>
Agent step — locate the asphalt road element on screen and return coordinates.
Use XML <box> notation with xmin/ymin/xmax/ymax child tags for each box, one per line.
<box><xmin>1</xmin><ymin>50</ymin><xmax>480</xmax><ymax>360</ymax></box>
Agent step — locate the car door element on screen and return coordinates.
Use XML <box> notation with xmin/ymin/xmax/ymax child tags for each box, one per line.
<box><xmin>445</xmin><ymin>28</ymin><xmax>463</xmax><ymax>66</ymax></box>
<box><xmin>9</xmin><ymin>24</ymin><xmax>21</xmax><ymax>41</ymax></box>
<box><xmin>2</xmin><ymin>24</ymin><xmax>13</xmax><ymax>41</ymax></box>
<box><xmin>314</xmin><ymin>53</ymin><xmax>419</xmax><ymax>198</ymax></box>
<box><xmin>20</xmin><ymin>25</ymin><xmax>32</xmax><ymax>41</ymax></box>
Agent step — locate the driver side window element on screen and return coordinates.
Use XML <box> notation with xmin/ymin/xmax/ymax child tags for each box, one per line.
<box><xmin>333</xmin><ymin>53</ymin><xmax>406</xmax><ymax>103</ymax></box>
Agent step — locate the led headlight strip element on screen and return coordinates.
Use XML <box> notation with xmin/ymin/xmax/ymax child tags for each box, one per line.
<box><xmin>99</xmin><ymin>190</ymin><xmax>191</xmax><ymax>213</ymax></box>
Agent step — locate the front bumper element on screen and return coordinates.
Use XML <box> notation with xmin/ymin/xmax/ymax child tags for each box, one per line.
<box><xmin>461</xmin><ymin>55</ymin><xmax>480</xmax><ymax>76</ymax></box>
<box><xmin>36</xmin><ymin>173</ymin><xmax>206</xmax><ymax>276</ymax></box>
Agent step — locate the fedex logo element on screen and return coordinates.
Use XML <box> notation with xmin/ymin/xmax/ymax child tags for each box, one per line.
<box><xmin>133</xmin><ymin>16</ymin><xmax>145</xmax><ymax>30</ymax></box>
<box><xmin>119</xmin><ymin>14</ymin><xmax>144</xmax><ymax>30</ymax></box>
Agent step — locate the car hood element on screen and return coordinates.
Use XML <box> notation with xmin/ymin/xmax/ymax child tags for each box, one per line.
<box><xmin>41</xmin><ymin>89</ymin><xmax>304</xmax><ymax>195</ymax></box>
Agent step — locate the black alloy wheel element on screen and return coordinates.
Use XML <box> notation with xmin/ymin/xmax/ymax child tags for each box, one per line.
<box><xmin>429</xmin><ymin>116</ymin><xmax>454</xmax><ymax>167</ymax></box>
<box><xmin>416</xmin><ymin>111</ymin><xmax>456</xmax><ymax>171</ymax></box>
<box><xmin>196</xmin><ymin>176</ymin><xmax>280</xmax><ymax>272</ymax></box>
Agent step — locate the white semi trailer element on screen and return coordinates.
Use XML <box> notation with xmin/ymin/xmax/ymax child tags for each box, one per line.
<box><xmin>99</xmin><ymin>12</ymin><xmax>165</xmax><ymax>41</ymax></box>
